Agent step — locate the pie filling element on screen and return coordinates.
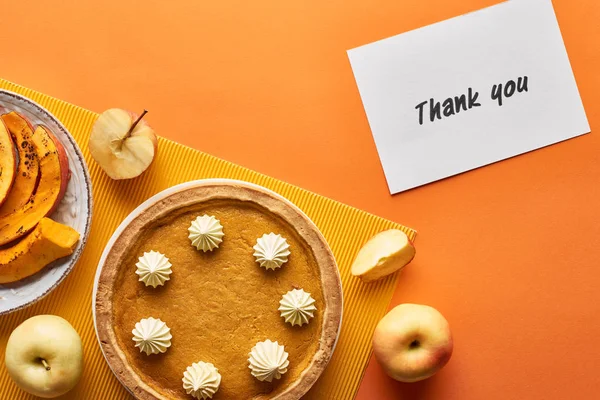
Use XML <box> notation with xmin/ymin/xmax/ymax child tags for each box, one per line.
<box><xmin>110</xmin><ymin>200</ymin><xmax>325</xmax><ymax>399</ymax></box>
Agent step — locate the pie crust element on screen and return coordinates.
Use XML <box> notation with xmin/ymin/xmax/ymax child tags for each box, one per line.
<box><xmin>95</xmin><ymin>181</ymin><xmax>342</xmax><ymax>399</ymax></box>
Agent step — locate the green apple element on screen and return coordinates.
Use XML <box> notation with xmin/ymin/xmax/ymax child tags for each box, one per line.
<box><xmin>5</xmin><ymin>315</ymin><xmax>84</xmax><ymax>398</ymax></box>
<box><xmin>373</xmin><ymin>304</ymin><xmax>453</xmax><ymax>382</ymax></box>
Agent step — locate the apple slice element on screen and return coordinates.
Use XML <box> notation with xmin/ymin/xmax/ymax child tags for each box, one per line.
<box><xmin>0</xmin><ymin>125</ymin><xmax>69</xmax><ymax>246</ymax></box>
<box><xmin>89</xmin><ymin>109</ymin><xmax>157</xmax><ymax>180</ymax></box>
<box><xmin>0</xmin><ymin>112</ymin><xmax>40</xmax><ymax>217</ymax></box>
<box><xmin>351</xmin><ymin>229</ymin><xmax>415</xmax><ymax>282</ymax></box>
<box><xmin>0</xmin><ymin>118</ymin><xmax>17</xmax><ymax>207</ymax></box>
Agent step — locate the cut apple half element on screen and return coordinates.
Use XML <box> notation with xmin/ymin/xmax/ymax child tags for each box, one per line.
<box><xmin>0</xmin><ymin>118</ymin><xmax>17</xmax><ymax>207</ymax></box>
<box><xmin>0</xmin><ymin>112</ymin><xmax>40</xmax><ymax>217</ymax></box>
<box><xmin>351</xmin><ymin>229</ymin><xmax>416</xmax><ymax>282</ymax></box>
<box><xmin>0</xmin><ymin>125</ymin><xmax>69</xmax><ymax>246</ymax></box>
<box><xmin>89</xmin><ymin>109</ymin><xmax>157</xmax><ymax>180</ymax></box>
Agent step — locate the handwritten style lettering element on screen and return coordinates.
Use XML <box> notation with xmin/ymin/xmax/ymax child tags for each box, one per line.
<box><xmin>415</xmin><ymin>76</ymin><xmax>529</xmax><ymax>125</ymax></box>
<box><xmin>415</xmin><ymin>88</ymin><xmax>481</xmax><ymax>125</ymax></box>
<box><xmin>491</xmin><ymin>76</ymin><xmax>529</xmax><ymax>106</ymax></box>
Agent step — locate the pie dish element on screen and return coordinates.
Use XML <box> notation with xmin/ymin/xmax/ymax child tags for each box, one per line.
<box><xmin>94</xmin><ymin>179</ymin><xmax>343</xmax><ymax>399</ymax></box>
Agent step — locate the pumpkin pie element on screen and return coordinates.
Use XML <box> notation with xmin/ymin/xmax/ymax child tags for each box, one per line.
<box><xmin>95</xmin><ymin>181</ymin><xmax>343</xmax><ymax>399</ymax></box>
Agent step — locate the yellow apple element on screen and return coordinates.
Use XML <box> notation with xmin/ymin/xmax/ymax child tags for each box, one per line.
<box><xmin>351</xmin><ymin>229</ymin><xmax>415</xmax><ymax>282</ymax></box>
<box><xmin>89</xmin><ymin>108</ymin><xmax>157</xmax><ymax>179</ymax></box>
<box><xmin>5</xmin><ymin>315</ymin><xmax>84</xmax><ymax>398</ymax></box>
<box><xmin>373</xmin><ymin>304</ymin><xmax>453</xmax><ymax>383</ymax></box>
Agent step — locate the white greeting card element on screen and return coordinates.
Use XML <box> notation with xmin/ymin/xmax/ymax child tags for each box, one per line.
<box><xmin>348</xmin><ymin>0</ymin><xmax>590</xmax><ymax>194</ymax></box>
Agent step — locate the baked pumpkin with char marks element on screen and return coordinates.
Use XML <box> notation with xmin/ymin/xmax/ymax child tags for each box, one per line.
<box><xmin>0</xmin><ymin>125</ymin><xmax>69</xmax><ymax>246</ymax></box>
<box><xmin>0</xmin><ymin>118</ymin><xmax>17</xmax><ymax>207</ymax></box>
<box><xmin>0</xmin><ymin>112</ymin><xmax>40</xmax><ymax>217</ymax></box>
<box><xmin>0</xmin><ymin>217</ymin><xmax>79</xmax><ymax>283</ymax></box>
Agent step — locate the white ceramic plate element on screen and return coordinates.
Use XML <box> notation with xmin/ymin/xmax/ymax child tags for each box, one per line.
<box><xmin>0</xmin><ymin>90</ymin><xmax>93</xmax><ymax>315</ymax></box>
<box><xmin>92</xmin><ymin>179</ymin><xmax>342</xmax><ymax>397</ymax></box>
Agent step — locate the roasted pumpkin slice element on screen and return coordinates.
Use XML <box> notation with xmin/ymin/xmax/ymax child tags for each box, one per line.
<box><xmin>0</xmin><ymin>118</ymin><xmax>17</xmax><ymax>207</ymax></box>
<box><xmin>0</xmin><ymin>112</ymin><xmax>40</xmax><ymax>217</ymax></box>
<box><xmin>0</xmin><ymin>217</ymin><xmax>79</xmax><ymax>283</ymax></box>
<box><xmin>0</xmin><ymin>125</ymin><xmax>69</xmax><ymax>246</ymax></box>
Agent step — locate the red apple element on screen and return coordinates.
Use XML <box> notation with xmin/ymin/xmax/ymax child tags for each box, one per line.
<box><xmin>373</xmin><ymin>303</ymin><xmax>453</xmax><ymax>382</ymax></box>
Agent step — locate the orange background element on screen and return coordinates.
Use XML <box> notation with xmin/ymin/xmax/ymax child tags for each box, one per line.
<box><xmin>2</xmin><ymin>0</ymin><xmax>599</xmax><ymax>399</ymax></box>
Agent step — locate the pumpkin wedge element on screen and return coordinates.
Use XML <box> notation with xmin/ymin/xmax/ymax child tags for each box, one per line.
<box><xmin>0</xmin><ymin>118</ymin><xmax>17</xmax><ymax>207</ymax></box>
<box><xmin>0</xmin><ymin>112</ymin><xmax>40</xmax><ymax>217</ymax></box>
<box><xmin>0</xmin><ymin>217</ymin><xmax>79</xmax><ymax>283</ymax></box>
<box><xmin>0</xmin><ymin>125</ymin><xmax>69</xmax><ymax>246</ymax></box>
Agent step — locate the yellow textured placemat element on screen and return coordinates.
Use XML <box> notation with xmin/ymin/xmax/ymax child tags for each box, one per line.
<box><xmin>0</xmin><ymin>78</ymin><xmax>416</xmax><ymax>400</ymax></box>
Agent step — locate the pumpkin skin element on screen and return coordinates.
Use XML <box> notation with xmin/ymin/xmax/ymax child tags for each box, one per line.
<box><xmin>0</xmin><ymin>125</ymin><xmax>69</xmax><ymax>246</ymax></box>
<box><xmin>0</xmin><ymin>118</ymin><xmax>17</xmax><ymax>207</ymax></box>
<box><xmin>43</xmin><ymin>125</ymin><xmax>70</xmax><ymax>216</ymax></box>
<box><xmin>0</xmin><ymin>217</ymin><xmax>79</xmax><ymax>283</ymax></box>
<box><xmin>0</xmin><ymin>112</ymin><xmax>40</xmax><ymax>217</ymax></box>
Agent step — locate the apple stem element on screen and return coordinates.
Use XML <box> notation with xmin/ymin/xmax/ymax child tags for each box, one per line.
<box><xmin>41</xmin><ymin>359</ymin><xmax>51</xmax><ymax>371</ymax></box>
<box><xmin>124</xmin><ymin>109</ymin><xmax>148</xmax><ymax>139</ymax></box>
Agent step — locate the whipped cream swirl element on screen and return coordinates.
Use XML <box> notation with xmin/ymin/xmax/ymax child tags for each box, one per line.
<box><xmin>132</xmin><ymin>317</ymin><xmax>172</xmax><ymax>355</ymax></box>
<box><xmin>182</xmin><ymin>361</ymin><xmax>222</xmax><ymax>399</ymax></box>
<box><xmin>135</xmin><ymin>250</ymin><xmax>172</xmax><ymax>287</ymax></box>
<box><xmin>188</xmin><ymin>215</ymin><xmax>224</xmax><ymax>252</ymax></box>
<box><xmin>279</xmin><ymin>288</ymin><xmax>317</xmax><ymax>326</ymax></box>
<box><xmin>248</xmin><ymin>339</ymin><xmax>289</xmax><ymax>382</ymax></box>
<box><xmin>253</xmin><ymin>233</ymin><xmax>291</xmax><ymax>270</ymax></box>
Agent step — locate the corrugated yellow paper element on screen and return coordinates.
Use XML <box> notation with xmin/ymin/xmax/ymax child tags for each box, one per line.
<box><xmin>0</xmin><ymin>79</ymin><xmax>416</xmax><ymax>400</ymax></box>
